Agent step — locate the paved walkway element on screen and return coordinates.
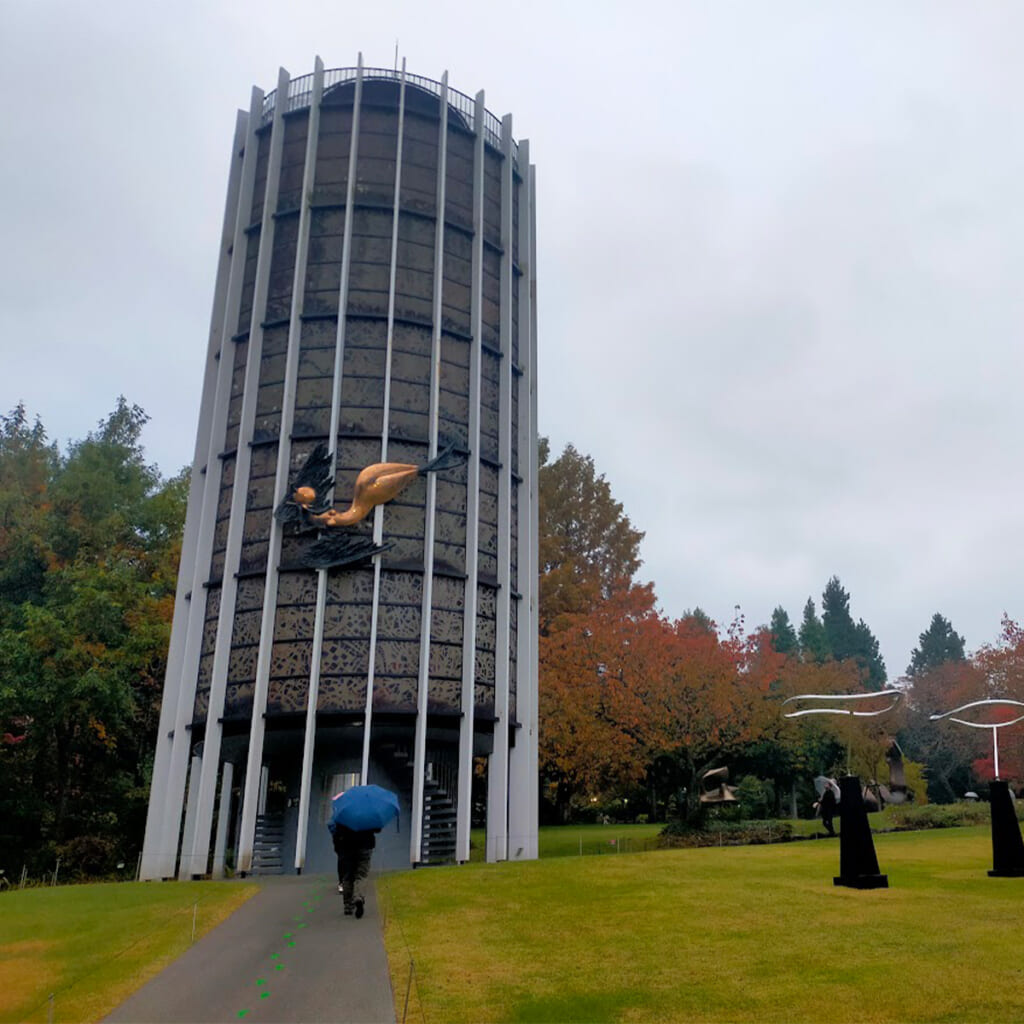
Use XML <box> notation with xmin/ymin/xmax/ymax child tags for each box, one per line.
<box><xmin>104</xmin><ymin>875</ymin><xmax>396</xmax><ymax>1024</ymax></box>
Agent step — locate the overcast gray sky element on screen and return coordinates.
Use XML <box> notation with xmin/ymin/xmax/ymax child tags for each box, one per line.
<box><xmin>2</xmin><ymin>1</ymin><xmax>1021</xmax><ymax>679</ymax></box>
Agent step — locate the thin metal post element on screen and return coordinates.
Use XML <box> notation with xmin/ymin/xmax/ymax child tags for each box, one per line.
<box><xmin>402</xmin><ymin>958</ymin><xmax>415</xmax><ymax>1024</ymax></box>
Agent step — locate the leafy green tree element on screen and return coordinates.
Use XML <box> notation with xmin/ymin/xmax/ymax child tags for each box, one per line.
<box><xmin>0</xmin><ymin>400</ymin><xmax>186</xmax><ymax>873</ymax></box>
<box><xmin>768</xmin><ymin>606</ymin><xmax>798</xmax><ymax>655</ymax></box>
<box><xmin>0</xmin><ymin>404</ymin><xmax>57</xmax><ymax>617</ymax></box>
<box><xmin>907</xmin><ymin>613</ymin><xmax>966</xmax><ymax>676</ymax></box>
<box><xmin>798</xmin><ymin>598</ymin><xmax>830</xmax><ymax>662</ymax></box>
<box><xmin>538</xmin><ymin>439</ymin><xmax>645</xmax><ymax>633</ymax></box>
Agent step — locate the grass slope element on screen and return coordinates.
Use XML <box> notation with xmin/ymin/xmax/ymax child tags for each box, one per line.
<box><xmin>383</xmin><ymin>826</ymin><xmax>1024</xmax><ymax>1024</ymax></box>
<box><xmin>0</xmin><ymin>880</ymin><xmax>257</xmax><ymax>1024</ymax></box>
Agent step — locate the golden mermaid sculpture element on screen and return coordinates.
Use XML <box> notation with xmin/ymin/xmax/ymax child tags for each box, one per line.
<box><xmin>298</xmin><ymin>460</ymin><xmax>430</xmax><ymax>527</ymax></box>
<box><xmin>275</xmin><ymin>442</ymin><xmax>466</xmax><ymax>570</ymax></box>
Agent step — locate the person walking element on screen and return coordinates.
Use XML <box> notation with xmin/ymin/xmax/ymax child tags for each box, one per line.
<box><xmin>328</xmin><ymin>783</ymin><xmax>399</xmax><ymax>918</ymax></box>
<box><xmin>330</xmin><ymin>823</ymin><xmax>379</xmax><ymax>918</ymax></box>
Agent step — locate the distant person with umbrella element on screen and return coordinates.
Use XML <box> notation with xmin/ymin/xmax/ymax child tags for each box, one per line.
<box><xmin>814</xmin><ymin>776</ymin><xmax>841</xmax><ymax>836</ymax></box>
<box><xmin>328</xmin><ymin>784</ymin><xmax>400</xmax><ymax>918</ymax></box>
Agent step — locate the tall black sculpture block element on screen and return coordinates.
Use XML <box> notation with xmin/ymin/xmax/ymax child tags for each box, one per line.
<box><xmin>988</xmin><ymin>780</ymin><xmax>1024</xmax><ymax>877</ymax></box>
<box><xmin>834</xmin><ymin>775</ymin><xmax>888</xmax><ymax>889</ymax></box>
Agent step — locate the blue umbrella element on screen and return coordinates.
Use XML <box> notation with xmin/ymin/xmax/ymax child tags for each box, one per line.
<box><xmin>330</xmin><ymin>784</ymin><xmax>400</xmax><ymax>832</ymax></box>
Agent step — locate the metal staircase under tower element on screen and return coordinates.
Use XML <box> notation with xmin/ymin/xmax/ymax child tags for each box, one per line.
<box><xmin>251</xmin><ymin>813</ymin><xmax>285</xmax><ymax>874</ymax></box>
<box><xmin>379</xmin><ymin>743</ymin><xmax>458</xmax><ymax>865</ymax></box>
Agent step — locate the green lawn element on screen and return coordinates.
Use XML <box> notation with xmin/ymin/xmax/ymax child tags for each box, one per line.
<box><xmin>383</xmin><ymin>825</ymin><xmax>1024</xmax><ymax>1023</ymax></box>
<box><xmin>0</xmin><ymin>880</ymin><xmax>257</xmax><ymax>1024</ymax></box>
<box><xmin>537</xmin><ymin>823</ymin><xmax>666</xmax><ymax>858</ymax></box>
<box><xmin>470</xmin><ymin>817</ymin><xmax>861</xmax><ymax>862</ymax></box>
<box><xmin>468</xmin><ymin>811</ymin><xmax>880</xmax><ymax>860</ymax></box>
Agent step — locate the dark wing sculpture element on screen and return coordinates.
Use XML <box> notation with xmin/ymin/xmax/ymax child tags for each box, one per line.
<box><xmin>275</xmin><ymin>443</ymin><xmax>334</xmax><ymax>527</ymax></box>
<box><xmin>304</xmin><ymin>534</ymin><xmax>391</xmax><ymax>571</ymax></box>
<box><xmin>418</xmin><ymin>440</ymin><xmax>468</xmax><ymax>477</ymax></box>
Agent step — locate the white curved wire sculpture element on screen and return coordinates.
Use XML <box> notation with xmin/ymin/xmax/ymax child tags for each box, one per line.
<box><xmin>781</xmin><ymin>690</ymin><xmax>903</xmax><ymax>719</ymax></box>
<box><xmin>928</xmin><ymin>699</ymin><xmax>1024</xmax><ymax>779</ymax></box>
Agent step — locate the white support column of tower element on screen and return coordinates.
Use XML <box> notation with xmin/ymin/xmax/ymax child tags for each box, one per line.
<box><xmin>410</xmin><ymin>71</ymin><xmax>450</xmax><ymax>865</ymax></box>
<box><xmin>179</xmin><ymin>754</ymin><xmax>203</xmax><ymax>872</ymax></box>
<box><xmin>184</xmin><ymin>66</ymin><xmax>291</xmax><ymax>880</ymax></box>
<box><xmin>362</xmin><ymin>61</ymin><xmax>408</xmax><ymax>784</ymax></box>
<box><xmin>288</xmin><ymin>56</ymin><xmax>365</xmax><ymax>875</ymax></box>
<box><xmin>212</xmin><ymin>761</ymin><xmax>235</xmax><ymax>879</ymax></box>
<box><xmin>486</xmin><ymin>114</ymin><xmax>516</xmax><ymax>863</ymax></box>
<box><xmin>455</xmin><ymin>90</ymin><xmax>487</xmax><ymax>864</ymax></box>
<box><xmin>508</xmin><ymin>142</ymin><xmax>539</xmax><ymax>860</ymax></box>
<box><xmin>140</xmin><ymin>98</ymin><xmax>259</xmax><ymax>880</ymax></box>
<box><xmin>271</xmin><ymin>57</ymin><xmax>325</xmax><ymax>873</ymax></box>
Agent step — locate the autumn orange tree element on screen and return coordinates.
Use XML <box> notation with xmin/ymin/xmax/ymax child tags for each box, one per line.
<box><xmin>536</xmin><ymin>441</ymin><xmax>904</xmax><ymax>822</ymax></box>
<box><xmin>903</xmin><ymin>616</ymin><xmax>1024</xmax><ymax>798</ymax></box>
<box><xmin>903</xmin><ymin>659</ymin><xmax>983</xmax><ymax>801</ymax></box>
<box><xmin>540</xmin><ymin>593</ymin><xmax>828</xmax><ymax>823</ymax></box>
<box><xmin>962</xmin><ymin>617</ymin><xmax>1024</xmax><ymax>784</ymax></box>
<box><xmin>539</xmin><ymin>583</ymin><xmax>663</xmax><ymax>816</ymax></box>
<box><xmin>635</xmin><ymin>616</ymin><xmax>784</xmax><ymax>822</ymax></box>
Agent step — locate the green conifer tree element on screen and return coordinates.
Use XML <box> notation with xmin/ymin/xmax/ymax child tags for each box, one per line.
<box><xmin>768</xmin><ymin>606</ymin><xmax>799</xmax><ymax>655</ymax></box>
<box><xmin>798</xmin><ymin>598</ymin><xmax>830</xmax><ymax>662</ymax></box>
<box><xmin>907</xmin><ymin>613</ymin><xmax>966</xmax><ymax>676</ymax></box>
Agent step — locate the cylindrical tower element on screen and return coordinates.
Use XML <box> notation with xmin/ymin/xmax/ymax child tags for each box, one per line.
<box><xmin>140</xmin><ymin>57</ymin><xmax>538</xmax><ymax>879</ymax></box>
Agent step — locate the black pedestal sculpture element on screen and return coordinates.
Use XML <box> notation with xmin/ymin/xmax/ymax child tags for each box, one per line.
<box><xmin>834</xmin><ymin>775</ymin><xmax>888</xmax><ymax>889</ymax></box>
<box><xmin>988</xmin><ymin>780</ymin><xmax>1024</xmax><ymax>877</ymax></box>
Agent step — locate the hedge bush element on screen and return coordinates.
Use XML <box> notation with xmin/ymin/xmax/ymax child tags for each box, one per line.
<box><xmin>659</xmin><ymin>820</ymin><xmax>795</xmax><ymax>848</ymax></box>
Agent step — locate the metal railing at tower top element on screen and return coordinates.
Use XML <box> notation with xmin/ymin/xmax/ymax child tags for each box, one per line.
<box><xmin>258</xmin><ymin>66</ymin><xmax>518</xmax><ymax>169</ymax></box>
